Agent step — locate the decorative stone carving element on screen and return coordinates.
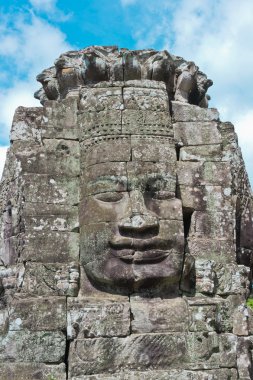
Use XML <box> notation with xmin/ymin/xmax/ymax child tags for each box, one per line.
<box><xmin>0</xmin><ymin>46</ymin><xmax>252</xmax><ymax>379</ymax></box>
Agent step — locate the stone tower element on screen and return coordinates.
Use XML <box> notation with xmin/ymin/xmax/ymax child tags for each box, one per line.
<box><xmin>0</xmin><ymin>46</ymin><xmax>253</xmax><ymax>379</ymax></box>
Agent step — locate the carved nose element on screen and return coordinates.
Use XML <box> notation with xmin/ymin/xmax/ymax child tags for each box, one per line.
<box><xmin>118</xmin><ymin>191</ymin><xmax>159</xmax><ymax>238</ymax></box>
<box><xmin>118</xmin><ymin>214</ymin><xmax>159</xmax><ymax>238</ymax></box>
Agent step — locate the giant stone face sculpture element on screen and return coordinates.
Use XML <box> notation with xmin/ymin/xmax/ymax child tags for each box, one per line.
<box><xmin>0</xmin><ymin>46</ymin><xmax>253</xmax><ymax>379</ymax></box>
<box><xmin>79</xmin><ymin>84</ymin><xmax>184</xmax><ymax>294</ymax></box>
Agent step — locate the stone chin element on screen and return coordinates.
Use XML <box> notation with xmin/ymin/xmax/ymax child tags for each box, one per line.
<box><xmin>81</xmin><ymin>248</ymin><xmax>183</xmax><ymax>294</ymax></box>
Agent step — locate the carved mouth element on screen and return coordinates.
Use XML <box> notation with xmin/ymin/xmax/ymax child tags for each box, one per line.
<box><xmin>109</xmin><ymin>236</ymin><xmax>172</xmax><ymax>251</ymax></box>
<box><xmin>111</xmin><ymin>249</ymin><xmax>169</xmax><ymax>264</ymax></box>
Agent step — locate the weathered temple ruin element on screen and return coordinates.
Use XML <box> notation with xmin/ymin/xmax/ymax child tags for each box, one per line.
<box><xmin>0</xmin><ymin>46</ymin><xmax>253</xmax><ymax>379</ymax></box>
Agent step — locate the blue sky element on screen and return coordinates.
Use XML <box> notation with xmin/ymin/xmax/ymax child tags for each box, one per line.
<box><xmin>0</xmin><ymin>0</ymin><xmax>252</xmax><ymax>186</ymax></box>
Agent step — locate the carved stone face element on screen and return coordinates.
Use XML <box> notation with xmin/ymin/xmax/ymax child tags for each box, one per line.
<box><xmin>80</xmin><ymin>134</ymin><xmax>184</xmax><ymax>294</ymax></box>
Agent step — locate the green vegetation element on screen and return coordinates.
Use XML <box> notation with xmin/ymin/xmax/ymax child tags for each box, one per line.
<box><xmin>246</xmin><ymin>298</ymin><xmax>253</xmax><ymax>310</ymax></box>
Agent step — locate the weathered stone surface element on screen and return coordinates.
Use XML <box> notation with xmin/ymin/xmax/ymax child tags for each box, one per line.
<box><xmin>79</xmin><ymin>87</ymin><xmax>123</xmax><ymax>111</ymax></box>
<box><xmin>78</xmin><ymin>110</ymin><xmax>122</xmax><ymax>140</ymax></box>
<box><xmin>187</xmin><ymin>238</ymin><xmax>236</xmax><ymax>263</ymax></box>
<box><xmin>21</xmin><ymin>262</ymin><xmax>79</xmax><ymax>296</ymax></box>
<box><xmin>186</xmin><ymin>332</ymin><xmax>237</xmax><ymax>369</ymax></box>
<box><xmin>21</xmin><ymin>230</ymin><xmax>79</xmax><ymax>263</ymax></box>
<box><xmin>123</xmin><ymin>87</ymin><xmax>169</xmax><ymax>111</ymax></box>
<box><xmin>69</xmin><ymin>333</ymin><xmax>187</xmax><ymax>376</ymax></box>
<box><xmin>122</xmin><ymin>109</ymin><xmax>173</xmax><ymax>136</ymax></box>
<box><xmin>22</xmin><ymin>174</ymin><xmax>79</xmax><ymax>205</ymax></box>
<box><xmin>174</xmin><ymin>121</ymin><xmax>221</xmax><ymax>145</ymax></box>
<box><xmin>179</xmin><ymin>144</ymin><xmax>223</xmax><ymax>162</ymax></box>
<box><xmin>43</xmin><ymin>98</ymin><xmax>79</xmax><ymax>139</ymax></box>
<box><xmin>0</xmin><ymin>330</ymin><xmax>65</xmax><ymax>362</ymax></box>
<box><xmin>0</xmin><ymin>363</ymin><xmax>66</xmax><ymax>380</ymax></box>
<box><xmin>72</xmin><ymin>368</ymin><xmax>237</xmax><ymax>379</ymax></box>
<box><xmin>13</xmin><ymin>139</ymin><xmax>80</xmax><ymax>176</ymax></box>
<box><xmin>9</xmin><ymin>297</ymin><xmax>66</xmax><ymax>331</ymax></box>
<box><xmin>80</xmin><ymin>136</ymin><xmax>131</xmax><ymax>165</ymax></box>
<box><xmin>67</xmin><ymin>297</ymin><xmax>130</xmax><ymax>339</ymax></box>
<box><xmin>215</xmin><ymin>264</ymin><xmax>250</xmax><ymax>296</ymax></box>
<box><xmin>131</xmin><ymin>135</ymin><xmax>176</xmax><ymax>162</ymax></box>
<box><xmin>10</xmin><ymin>107</ymin><xmax>43</xmax><ymax>143</ymax></box>
<box><xmin>130</xmin><ymin>297</ymin><xmax>188</xmax><ymax>333</ymax></box>
<box><xmin>172</xmin><ymin>101</ymin><xmax>219</xmax><ymax>122</ymax></box>
<box><xmin>22</xmin><ymin>203</ymin><xmax>79</xmax><ymax>232</ymax></box>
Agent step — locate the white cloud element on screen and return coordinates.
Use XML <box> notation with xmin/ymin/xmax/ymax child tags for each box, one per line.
<box><xmin>0</xmin><ymin>13</ymin><xmax>74</xmax><ymax>143</ymax></box>
<box><xmin>29</xmin><ymin>0</ymin><xmax>57</xmax><ymax>13</ymax></box>
<box><xmin>28</xmin><ymin>0</ymin><xmax>71</xmax><ymax>21</ymax></box>
<box><xmin>0</xmin><ymin>82</ymin><xmax>39</xmax><ymax>142</ymax></box>
<box><xmin>0</xmin><ymin>14</ymin><xmax>73</xmax><ymax>77</ymax></box>
<box><xmin>0</xmin><ymin>147</ymin><xmax>8</xmax><ymax>180</ymax></box>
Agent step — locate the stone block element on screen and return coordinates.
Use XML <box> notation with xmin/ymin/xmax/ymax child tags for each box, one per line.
<box><xmin>219</xmin><ymin>333</ymin><xmax>237</xmax><ymax>368</ymax></box>
<box><xmin>130</xmin><ymin>297</ymin><xmax>188</xmax><ymax>333</ymax></box>
<box><xmin>0</xmin><ymin>363</ymin><xmax>66</xmax><ymax>380</ymax></box>
<box><xmin>80</xmin><ymin>161</ymin><xmax>127</xmax><ymax>198</ymax></box>
<box><xmin>79</xmin><ymin>87</ymin><xmax>123</xmax><ymax>111</ymax></box>
<box><xmin>236</xmin><ymin>337</ymin><xmax>253</xmax><ymax>379</ymax></box>
<box><xmin>0</xmin><ymin>330</ymin><xmax>65</xmax><ymax>362</ymax></box>
<box><xmin>67</xmin><ymin>297</ymin><xmax>130</xmax><ymax>339</ymax></box>
<box><xmin>22</xmin><ymin>174</ymin><xmax>79</xmax><ymax>205</ymax></box>
<box><xmin>131</xmin><ymin>135</ymin><xmax>176</xmax><ymax>162</ymax></box>
<box><xmin>186</xmin><ymin>332</ymin><xmax>236</xmax><ymax>369</ymax></box>
<box><xmin>69</xmin><ymin>333</ymin><xmax>187</xmax><ymax>377</ymax></box>
<box><xmin>78</xmin><ymin>110</ymin><xmax>122</xmax><ymax>140</ymax></box>
<box><xmin>13</xmin><ymin>139</ymin><xmax>80</xmax><ymax>176</ymax></box>
<box><xmin>21</xmin><ymin>230</ymin><xmax>79</xmax><ymax>263</ymax></box>
<box><xmin>43</xmin><ymin>98</ymin><xmax>79</xmax><ymax>140</ymax></box>
<box><xmin>9</xmin><ymin>297</ymin><xmax>66</xmax><ymax>331</ymax></box>
<box><xmin>179</xmin><ymin>144</ymin><xmax>222</xmax><ymax>162</ymax></box>
<box><xmin>124</xmin><ymin>80</ymin><xmax>167</xmax><ymax>89</ymax></box>
<box><xmin>177</xmin><ymin>162</ymin><xmax>232</xmax><ymax>187</ymax></box>
<box><xmin>0</xmin><ymin>308</ymin><xmax>8</xmax><ymax>334</ymax></box>
<box><xmin>22</xmin><ymin>203</ymin><xmax>79</xmax><ymax>232</ymax></box>
<box><xmin>177</xmin><ymin>185</ymin><xmax>206</xmax><ymax>211</ymax></box>
<box><xmin>217</xmin><ymin>294</ymin><xmax>244</xmax><ymax>333</ymax></box>
<box><xmin>72</xmin><ymin>368</ymin><xmax>237</xmax><ymax>380</ymax></box>
<box><xmin>233</xmin><ymin>305</ymin><xmax>250</xmax><ymax>336</ymax></box>
<box><xmin>189</xmin><ymin>303</ymin><xmax>217</xmax><ymax>332</ymax></box>
<box><xmin>0</xmin><ymin>264</ymin><xmax>25</xmax><ymax>295</ymax></box>
<box><xmin>10</xmin><ymin>106</ymin><xmax>43</xmax><ymax>143</ymax></box>
<box><xmin>171</xmin><ymin>101</ymin><xmax>219</xmax><ymax>122</ymax></box>
<box><xmin>174</xmin><ymin>121</ymin><xmax>221</xmax><ymax>145</ymax></box>
<box><xmin>122</xmin><ymin>109</ymin><xmax>173</xmax><ymax>136</ymax></box>
<box><xmin>21</xmin><ymin>262</ymin><xmax>79</xmax><ymax>297</ymax></box>
<box><xmin>187</xmin><ymin>238</ymin><xmax>236</xmax><ymax>263</ymax></box>
<box><xmin>189</xmin><ymin>210</ymin><xmax>234</xmax><ymax>240</ymax></box>
<box><xmin>123</xmin><ymin>87</ymin><xmax>169</xmax><ymax>111</ymax></box>
<box><xmin>215</xmin><ymin>264</ymin><xmax>250</xmax><ymax>296</ymax></box>
<box><xmin>80</xmin><ymin>136</ymin><xmax>131</xmax><ymax>165</ymax></box>
<box><xmin>195</xmin><ymin>259</ymin><xmax>216</xmax><ymax>295</ymax></box>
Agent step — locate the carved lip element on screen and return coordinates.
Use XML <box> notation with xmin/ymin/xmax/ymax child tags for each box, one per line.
<box><xmin>111</xmin><ymin>249</ymin><xmax>169</xmax><ymax>264</ymax></box>
<box><xmin>109</xmin><ymin>236</ymin><xmax>171</xmax><ymax>251</ymax></box>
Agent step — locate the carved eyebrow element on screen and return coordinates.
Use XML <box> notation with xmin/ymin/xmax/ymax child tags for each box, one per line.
<box><xmin>90</xmin><ymin>175</ymin><xmax>127</xmax><ymax>186</ymax></box>
<box><xmin>87</xmin><ymin>175</ymin><xmax>128</xmax><ymax>195</ymax></box>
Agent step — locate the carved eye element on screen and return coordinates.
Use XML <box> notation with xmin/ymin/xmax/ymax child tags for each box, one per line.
<box><xmin>152</xmin><ymin>190</ymin><xmax>175</xmax><ymax>200</ymax></box>
<box><xmin>94</xmin><ymin>192</ymin><xmax>123</xmax><ymax>203</ymax></box>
